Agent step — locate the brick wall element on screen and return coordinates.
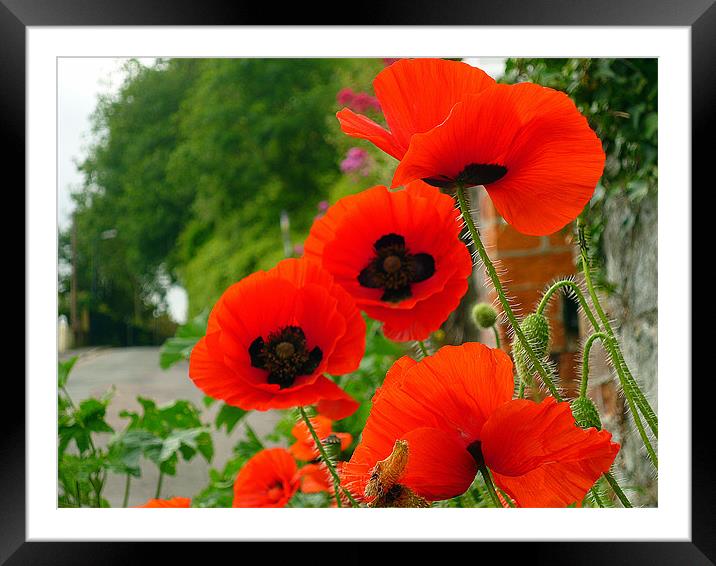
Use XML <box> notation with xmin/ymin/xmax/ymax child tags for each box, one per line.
<box><xmin>475</xmin><ymin>188</ymin><xmax>582</xmax><ymax>398</ymax></box>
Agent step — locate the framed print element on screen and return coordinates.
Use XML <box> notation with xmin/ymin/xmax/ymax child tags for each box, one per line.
<box><xmin>5</xmin><ymin>0</ymin><xmax>711</xmax><ymax>563</ymax></box>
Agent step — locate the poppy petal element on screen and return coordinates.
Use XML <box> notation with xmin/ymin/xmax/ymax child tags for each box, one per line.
<box><xmin>317</xmin><ymin>394</ymin><xmax>360</xmax><ymax>420</ymax></box>
<box><xmin>400</xmin><ymin>427</ymin><xmax>478</xmax><ymax>501</ymax></box>
<box><xmin>377</xmin><ymin>343</ymin><xmax>516</xmax><ymax>444</ymax></box>
<box><xmin>304</xmin><ymin>182</ymin><xmax>472</xmax><ymax>341</ymax></box>
<box><xmin>189</xmin><ymin>258</ymin><xmax>364</xmax><ymax>412</ymax></box>
<box><xmin>393</xmin><ymin>83</ymin><xmax>605</xmax><ymax>235</ymax></box>
<box><xmin>336</xmin><ymin>108</ymin><xmax>405</xmax><ymax>160</ymax></box>
<box><xmin>233</xmin><ymin>448</ymin><xmax>299</xmax><ymax>508</ymax></box>
<box><xmin>299</xmin><ymin>463</ymin><xmax>332</xmax><ymax>494</ymax></box>
<box><xmin>374</xmin><ymin>58</ymin><xmax>495</xmax><ymax>152</ymax></box>
<box><xmin>135</xmin><ymin>497</ymin><xmax>191</xmax><ymax>508</ymax></box>
<box><xmin>481</xmin><ymin>397</ymin><xmax>619</xmax><ymax>507</ymax></box>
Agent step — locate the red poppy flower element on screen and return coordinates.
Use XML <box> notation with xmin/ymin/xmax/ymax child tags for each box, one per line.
<box><xmin>189</xmin><ymin>258</ymin><xmax>365</xmax><ymax>412</ymax></box>
<box><xmin>337</xmin><ymin>58</ymin><xmax>495</xmax><ymax>161</ymax></box>
<box><xmin>289</xmin><ymin>414</ymin><xmax>353</xmax><ymax>461</ymax></box>
<box><xmin>233</xmin><ymin>448</ymin><xmax>300</xmax><ymax>508</ymax></box>
<box><xmin>303</xmin><ymin>182</ymin><xmax>473</xmax><ymax>341</ymax></box>
<box><xmin>391</xmin><ymin>82</ymin><xmax>606</xmax><ymax>235</ymax></box>
<box><xmin>341</xmin><ymin>343</ymin><xmax>619</xmax><ymax>507</ymax></box>
<box><xmin>299</xmin><ymin>463</ymin><xmax>333</xmax><ymax>494</ymax></box>
<box><xmin>135</xmin><ymin>497</ymin><xmax>191</xmax><ymax>508</ymax></box>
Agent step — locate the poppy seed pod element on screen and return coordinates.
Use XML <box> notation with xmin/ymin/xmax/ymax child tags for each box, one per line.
<box><xmin>512</xmin><ymin>313</ymin><xmax>551</xmax><ymax>383</ymax></box>
<box><xmin>472</xmin><ymin>302</ymin><xmax>498</xmax><ymax>329</ymax></box>
<box><xmin>571</xmin><ymin>396</ymin><xmax>603</xmax><ymax>431</ymax></box>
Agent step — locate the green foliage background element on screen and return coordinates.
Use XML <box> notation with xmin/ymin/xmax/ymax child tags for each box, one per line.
<box><xmin>61</xmin><ymin>58</ymin><xmax>393</xmax><ymax>344</ymax></box>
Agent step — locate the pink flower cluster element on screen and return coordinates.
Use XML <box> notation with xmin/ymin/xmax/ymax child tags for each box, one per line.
<box><xmin>340</xmin><ymin>147</ymin><xmax>371</xmax><ymax>176</ymax></box>
<box><xmin>336</xmin><ymin>88</ymin><xmax>381</xmax><ymax>113</ymax></box>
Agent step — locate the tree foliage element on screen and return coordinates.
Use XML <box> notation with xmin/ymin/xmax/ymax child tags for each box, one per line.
<box><xmin>63</xmin><ymin>58</ymin><xmax>386</xmax><ymax>340</ymax></box>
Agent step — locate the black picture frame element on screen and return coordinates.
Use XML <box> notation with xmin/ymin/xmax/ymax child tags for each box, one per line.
<box><xmin>6</xmin><ymin>1</ymin><xmax>710</xmax><ymax>563</ymax></box>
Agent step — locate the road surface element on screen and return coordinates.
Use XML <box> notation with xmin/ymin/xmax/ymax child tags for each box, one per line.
<box><xmin>62</xmin><ymin>347</ymin><xmax>280</xmax><ymax>507</ymax></box>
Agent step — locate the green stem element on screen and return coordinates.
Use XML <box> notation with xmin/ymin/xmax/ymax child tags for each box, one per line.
<box><xmin>456</xmin><ymin>185</ymin><xmax>561</xmax><ymax>400</ymax></box>
<box><xmin>155</xmin><ymin>471</ymin><xmax>164</xmax><ymax>499</ymax></box>
<box><xmin>517</xmin><ymin>380</ymin><xmax>526</xmax><ymax>399</ymax></box>
<box><xmin>604</xmin><ymin>471</ymin><xmax>633</xmax><ymax>508</ymax></box>
<box><xmin>478</xmin><ymin>465</ymin><xmax>503</xmax><ymax>508</ymax></box>
<box><xmin>589</xmin><ymin>487</ymin><xmax>605</xmax><ymax>508</ymax></box>
<box><xmin>491</xmin><ymin>325</ymin><xmax>501</xmax><ymax>349</ymax></box>
<box><xmin>416</xmin><ymin>340</ymin><xmax>429</xmax><ymax>358</ymax></box>
<box><xmin>577</xmin><ymin>218</ymin><xmax>658</xmax><ymax>439</ymax></box>
<box><xmin>580</xmin><ymin>332</ymin><xmax>609</xmax><ymax>397</ymax></box>
<box><xmin>580</xmin><ymin>333</ymin><xmax>658</xmax><ymax>468</ymax></box>
<box><xmin>298</xmin><ymin>407</ymin><xmax>359</xmax><ymax>507</ymax></box>
<box><xmin>496</xmin><ymin>487</ymin><xmax>516</xmax><ymax>508</ymax></box>
<box><xmin>536</xmin><ymin>279</ymin><xmax>600</xmax><ymax>332</ymax></box>
<box><xmin>122</xmin><ymin>475</ymin><xmax>132</xmax><ymax>508</ymax></box>
<box><xmin>577</xmin><ymin>220</ymin><xmax>658</xmax><ymax>467</ymax></box>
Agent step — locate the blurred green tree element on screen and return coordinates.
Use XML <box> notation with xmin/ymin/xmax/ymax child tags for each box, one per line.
<box><xmin>62</xmin><ymin>58</ymin><xmax>386</xmax><ymax>342</ymax></box>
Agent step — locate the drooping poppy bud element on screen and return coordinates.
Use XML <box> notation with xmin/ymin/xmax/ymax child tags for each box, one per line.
<box><xmin>571</xmin><ymin>396</ymin><xmax>603</xmax><ymax>431</ymax></box>
<box><xmin>512</xmin><ymin>313</ymin><xmax>551</xmax><ymax>385</ymax></box>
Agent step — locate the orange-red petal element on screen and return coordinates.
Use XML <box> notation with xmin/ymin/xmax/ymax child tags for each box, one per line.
<box><xmin>336</xmin><ymin>108</ymin><xmax>405</xmax><ymax>160</ymax></box>
<box><xmin>303</xmin><ymin>182</ymin><xmax>472</xmax><ymax>341</ymax></box>
<box><xmin>481</xmin><ymin>397</ymin><xmax>620</xmax><ymax>507</ymax></box>
<box><xmin>233</xmin><ymin>448</ymin><xmax>299</xmax><ymax>508</ymax></box>
<box><xmin>188</xmin><ymin>258</ymin><xmax>364</xmax><ymax>411</ymax></box>
<box><xmin>317</xmin><ymin>394</ymin><xmax>360</xmax><ymax>420</ymax></box>
<box><xmin>393</xmin><ymin>82</ymin><xmax>605</xmax><ymax>235</ymax></box>
<box><xmin>400</xmin><ymin>427</ymin><xmax>478</xmax><ymax>501</ymax></box>
<box><xmin>135</xmin><ymin>497</ymin><xmax>191</xmax><ymax>508</ymax></box>
<box><xmin>342</xmin><ymin>343</ymin><xmax>514</xmax><ymax>501</ymax></box>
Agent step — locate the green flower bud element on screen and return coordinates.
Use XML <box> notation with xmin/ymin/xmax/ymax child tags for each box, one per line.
<box><xmin>472</xmin><ymin>303</ymin><xmax>498</xmax><ymax>329</ymax></box>
<box><xmin>512</xmin><ymin>313</ymin><xmax>551</xmax><ymax>384</ymax></box>
<box><xmin>571</xmin><ymin>396</ymin><xmax>602</xmax><ymax>430</ymax></box>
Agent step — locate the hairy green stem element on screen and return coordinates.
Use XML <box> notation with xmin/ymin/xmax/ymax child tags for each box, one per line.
<box><xmin>580</xmin><ymin>332</ymin><xmax>610</xmax><ymax>397</ymax></box>
<box><xmin>416</xmin><ymin>340</ymin><xmax>430</xmax><ymax>358</ymax></box>
<box><xmin>577</xmin><ymin>219</ymin><xmax>658</xmax><ymax>467</ymax></box>
<box><xmin>537</xmin><ymin>279</ymin><xmax>601</xmax><ymax>332</ymax></box>
<box><xmin>298</xmin><ymin>407</ymin><xmax>359</xmax><ymax>507</ymax></box>
<box><xmin>589</xmin><ymin>487</ymin><xmax>605</xmax><ymax>508</ymax></box>
<box><xmin>517</xmin><ymin>380</ymin><xmax>526</xmax><ymax>399</ymax></box>
<box><xmin>604</xmin><ymin>471</ymin><xmax>633</xmax><ymax>508</ymax></box>
<box><xmin>456</xmin><ymin>185</ymin><xmax>561</xmax><ymax>400</ymax></box>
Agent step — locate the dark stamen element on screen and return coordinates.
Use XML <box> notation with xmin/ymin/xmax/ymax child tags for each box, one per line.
<box><xmin>467</xmin><ymin>441</ymin><xmax>484</xmax><ymax>468</ymax></box>
<box><xmin>249</xmin><ymin>326</ymin><xmax>322</xmax><ymax>389</ymax></box>
<box><xmin>424</xmin><ymin>163</ymin><xmax>507</xmax><ymax>190</ymax></box>
<box><xmin>357</xmin><ymin>233</ymin><xmax>435</xmax><ymax>303</ymax></box>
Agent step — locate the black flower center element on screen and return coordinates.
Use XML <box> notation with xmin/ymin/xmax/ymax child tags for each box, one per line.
<box><xmin>424</xmin><ymin>163</ymin><xmax>508</xmax><ymax>190</ymax></box>
<box><xmin>467</xmin><ymin>440</ymin><xmax>484</xmax><ymax>468</ymax></box>
<box><xmin>248</xmin><ymin>325</ymin><xmax>322</xmax><ymax>389</ymax></box>
<box><xmin>358</xmin><ymin>233</ymin><xmax>435</xmax><ymax>303</ymax></box>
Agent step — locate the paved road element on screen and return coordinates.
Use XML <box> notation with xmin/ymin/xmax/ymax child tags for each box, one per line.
<box><xmin>63</xmin><ymin>347</ymin><xmax>280</xmax><ymax>507</ymax></box>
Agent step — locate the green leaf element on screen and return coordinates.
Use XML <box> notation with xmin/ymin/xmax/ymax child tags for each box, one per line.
<box><xmin>234</xmin><ymin>426</ymin><xmax>263</xmax><ymax>460</ymax></box>
<box><xmin>215</xmin><ymin>403</ymin><xmax>248</xmax><ymax>434</ymax></box>
<box><xmin>159</xmin><ymin>310</ymin><xmax>209</xmax><ymax>369</ymax></box>
<box><xmin>58</xmin><ymin>356</ymin><xmax>78</xmax><ymax>388</ymax></box>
